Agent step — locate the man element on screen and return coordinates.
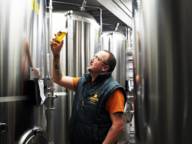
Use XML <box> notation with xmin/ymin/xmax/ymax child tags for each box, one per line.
<box><xmin>51</xmin><ymin>35</ymin><xmax>126</xmax><ymax>144</ymax></box>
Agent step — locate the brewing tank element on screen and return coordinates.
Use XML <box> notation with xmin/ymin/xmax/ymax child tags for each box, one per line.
<box><xmin>0</xmin><ymin>0</ymin><xmax>48</xmax><ymax>143</ymax></box>
<box><xmin>134</xmin><ymin>0</ymin><xmax>192</xmax><ymax>144</ymax></box>
<box><xmin>101</xmin><ymin>32</ymin><xmax>127</xmax><ymax>87</ymax></box>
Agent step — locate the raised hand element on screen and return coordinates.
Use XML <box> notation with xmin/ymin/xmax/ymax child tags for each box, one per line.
<box><xmin>50</xmin><ymin>32</ymin><xmax>64</xmax><ymax>56</ymax></box>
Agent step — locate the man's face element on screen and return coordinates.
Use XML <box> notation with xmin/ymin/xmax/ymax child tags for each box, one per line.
<box><xmin>87</xmin><ymin>51</ymin><xmax>109</xmax><ymax>73</ymax></box>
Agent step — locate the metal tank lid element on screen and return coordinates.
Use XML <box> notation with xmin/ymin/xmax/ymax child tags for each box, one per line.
<box><xmin>65</xmin><ymin>10</ymin><xmax>95</xmax><ymax>19</ymax></box>
<box><xmin>101</xmin><ymin>31</ymin><xmax>126</xmax><ymax>39</ymax></box>
<box><xmin>54</xmin><ymin>10</ymin><xmax>99</xmax><ymax>26</ymax></box>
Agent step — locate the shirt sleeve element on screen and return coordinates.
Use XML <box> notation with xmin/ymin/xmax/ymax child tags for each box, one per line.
<box><xmin>105</xmin><ymin>89</ymin><xmax>125</xmax><ymax>113</ymax></box>
<box><xmin>72</xmin><ymin>77</ymin><xmax>80</xmax><ymax>89</ymax></box>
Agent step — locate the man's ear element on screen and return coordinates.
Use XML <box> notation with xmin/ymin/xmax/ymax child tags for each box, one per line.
<box><xmin>102</xmin><ymin>65</ymin><xmax>109</xmax><ymax>72</ymax></box>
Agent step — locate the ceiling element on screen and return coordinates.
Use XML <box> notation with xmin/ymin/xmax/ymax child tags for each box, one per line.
<box><xmin>50</xmin><ymin>0</ymin><xmax>131</xmax><ymax>33</ymax></box>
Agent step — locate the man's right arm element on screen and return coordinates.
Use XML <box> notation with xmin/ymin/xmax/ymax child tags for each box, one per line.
<box><xmin>51</xmin><ymin>37</ymin><xmax>75</xmax><ymax>90</ymax></box>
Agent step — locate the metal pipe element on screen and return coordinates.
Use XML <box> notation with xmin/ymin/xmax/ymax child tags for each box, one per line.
<box><xmin>80</xmin><ymin>0</ymin><xmax>87</xmax><ymax>11</ymax></box>
<box><xmin>52</xmin><ymin>0</ymin><xmax>101</xmax><ymax>10</ymax></box>
<box><xmin>47</xmin><ymin>0</ymin><xmax>53</xmax><ymax>78</ymax></box>
<box><xmin>45</xmin><ymin>1</ymin><xmax>56</xmax><ymax>144</ymax></box>
<box><xmin>114</xmin><ymin>22</ymin><xmax>120</xmax><ymax>31</ymax></box>
<box><xmin>53</xmin><ymin>1</ymin><xmax>80</xmax><ymax>7</ymax></box>
<box><xmin>99</xmin><ymin>8</ymin><xmax>103</xmax><ymax>33</ymax></box>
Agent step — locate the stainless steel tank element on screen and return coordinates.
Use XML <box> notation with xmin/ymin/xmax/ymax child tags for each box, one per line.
<box><xmin>52</xmin><ymin>11</ymin><xmax>100</xmax><ymax>144</ymax></box>
<box><xmin>101</xmin><ymin>31</ymin><xmax>127</xmax><ymax>87</ymax></box>
<box><xmin>134</xmin><ymin>0</ymin><xmax>192</xmax><ymax>144</ymax></box>
<box><xmin>0</xmin><ymin>0</ymin><xmax>48</xmax><ymax>143</ymax></box>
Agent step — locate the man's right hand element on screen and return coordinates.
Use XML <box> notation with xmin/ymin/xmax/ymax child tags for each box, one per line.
<box><xmin>50</xmin><ymin>33</ymin><xmax>64</xmax><ymax>56</ymax></box>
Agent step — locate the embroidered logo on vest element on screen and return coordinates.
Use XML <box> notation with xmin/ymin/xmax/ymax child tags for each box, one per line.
<box><xmin>88</xmin><ymin>93</ymin><xmax>99</xmax><ymax>104</ymax></box>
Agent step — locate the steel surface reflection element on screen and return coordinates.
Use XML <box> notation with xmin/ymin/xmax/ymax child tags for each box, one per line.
<box><xmin>0</xmin><ymin>0</ymin><xmax>48</xmax><ymax>143</ymax></box>
<box><xmin>134</xmin><ymin>0</ymin><xmax>192</xmax><ymax>144</ymax></box>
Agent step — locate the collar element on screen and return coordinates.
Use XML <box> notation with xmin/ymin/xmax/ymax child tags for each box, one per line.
<box><xmin>84</xmin><ymin>72</ymin><xmax>112</xmax><ymax>83</ymax></box>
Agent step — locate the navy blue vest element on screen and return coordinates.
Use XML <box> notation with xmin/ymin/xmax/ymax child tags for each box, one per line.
<box><xmin>70</xmin><ymin>73</ymin><xmax>126</xmax><ymax>144</ymax></box>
